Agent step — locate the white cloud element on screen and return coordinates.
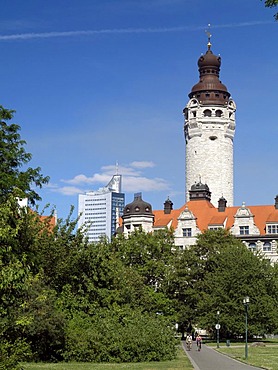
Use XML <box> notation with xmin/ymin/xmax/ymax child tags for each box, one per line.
<box><xmin>63</xmin><ymin>173</ymin><xmax>111</xmax><ymax>185</ymax></box>
<box><xmin>50</xmin><ymin>161</ymin><xmax>171</xmax><ymax>196</ymax></box>
<box><xmin>123</xmin><ymin>176</ymin><xmax>169</xmax><ymax>192</ymax></box>
<box><xmin>130</xmin><ymin>161</ymin><xmax>155</xmax><ymax>169</ymax></box>
<box><xmin>100</xmin><ymin>164</ymin><xmax>140</xmax><ymax>177</ymax></box>
<box><xmin>46</xmin><ymin>182</ymin><xmax>83</xmax><ymax>196</ymax></box>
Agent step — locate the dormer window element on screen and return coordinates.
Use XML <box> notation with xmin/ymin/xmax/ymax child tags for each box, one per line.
<box><xmin>239</xmin><ymin>226</ymin><xmax>249</xmax><ymax>235</ymax></box>
<box><xmin>182</xmin><ymin>228</ymin><xmax>192</xmax><ymax>237</ymax></box>
<box><xmin>135</xmin><ymin>207</ymin><xmax>140</xmax><ymax>212</ymax></box>
<box><xmin>208</xmin><ymin>226</ymin><xmax>223</xmax><ymax>230</ymax></box>
<box><xmin>267</xmin><ymin>224</ymin><xmax>278</xmax><ymax>234</ymax></box>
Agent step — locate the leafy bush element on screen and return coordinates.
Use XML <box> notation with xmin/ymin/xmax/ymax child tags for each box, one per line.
<box><xmin>63</xmin><ymin>308</ymin><xmax>177</xmax><ymax>363</ymax></box>
<box><xmin>0</xmin><ymin>338</ymin><xmax>31</xmax><ymax>370</ymax></box>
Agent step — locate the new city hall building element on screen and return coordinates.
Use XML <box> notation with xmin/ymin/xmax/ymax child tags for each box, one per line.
<box><xmin>120</xmin><ymin>38</ymin><xmax>278</xmax><ymax>264</ymax></box>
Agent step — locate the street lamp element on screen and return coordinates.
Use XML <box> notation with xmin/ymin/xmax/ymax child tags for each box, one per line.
<box><xmin>216</xmin><ymin>311</ymin><xmax>220</xmax><ymax>348</ymax></box>
<box><xmin>243</xmin><ymin>296</ymin><xmax>250</xmax><ymax>360</ymax></box>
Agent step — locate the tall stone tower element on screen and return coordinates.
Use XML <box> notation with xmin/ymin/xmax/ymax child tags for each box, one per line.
<box><xmin>183</xmin><ymin>35</ymin><xmax>236</xmax><ymax>207</ymax></box>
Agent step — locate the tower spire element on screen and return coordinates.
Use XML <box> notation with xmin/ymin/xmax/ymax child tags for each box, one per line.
<box><xmin>205</xmin><ymin>23</ymin><xmax>212</xmax><ymax>50</ymax></box>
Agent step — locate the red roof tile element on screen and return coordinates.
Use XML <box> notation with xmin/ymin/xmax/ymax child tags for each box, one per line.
<box><xmin>153</xmin><ymin>202</ymin><xmax>278</xmax><ymax>236</ymax></box>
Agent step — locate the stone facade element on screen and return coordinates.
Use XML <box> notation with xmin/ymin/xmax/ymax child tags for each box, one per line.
<box><xmin>184</xmin><ymin>98</ymin><xmax>236</xmax><ymax>206</ymax></box>
<box><xmin>184</xmin><ymin>39</ymin><xmax>236</xmax><ymax>207</ymax></box>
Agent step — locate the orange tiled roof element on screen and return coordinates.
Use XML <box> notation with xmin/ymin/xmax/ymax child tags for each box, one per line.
<box><xmin>153</xmin><ymin>201</ymin><xmax>278</xmax><ymax>235</ymax></box>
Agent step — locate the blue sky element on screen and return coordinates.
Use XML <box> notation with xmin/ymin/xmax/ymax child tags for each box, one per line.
<box><xmin>0</xmin><ymin>0</ymin><xmax>277</xmax><ymax>219</ymax></box>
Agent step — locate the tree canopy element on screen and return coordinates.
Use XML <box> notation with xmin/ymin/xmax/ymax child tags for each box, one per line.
<box><xmin>0</xmin><ymin>106</ymin><xmax>49</xmax><ymax>205</ymax></box>
<box><xmin>166</xmin><ymin>229</ymin><xmax>278</xmax><ymax>339</ymax></box>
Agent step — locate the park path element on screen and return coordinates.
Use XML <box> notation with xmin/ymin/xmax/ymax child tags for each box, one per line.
<box><xmin>182</xmin><ymin>341</ymin><xmax>263</xmax><ymax>370</ymax></box>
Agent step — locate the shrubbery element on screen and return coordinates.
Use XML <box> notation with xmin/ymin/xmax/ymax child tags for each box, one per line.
<box><xmin>63</xmin><ymin>308</ymin><xmax>176</xmax><ymax>362</ymax></box>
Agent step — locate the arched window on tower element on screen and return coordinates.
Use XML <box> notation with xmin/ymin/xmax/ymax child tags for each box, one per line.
<box><xmin>204</xmin><ymin>109</ymin><xmax>211</xmax><ymax>117</ymax></box>
<box><xmin>215</xmin><ymin>109</ymin><xmax>223</xmax><ymax>117</ymax></box>
<box><xmin>191</xmin><ymin>111</ymin><xmax>197</xmax><ymax>118</ymax></box>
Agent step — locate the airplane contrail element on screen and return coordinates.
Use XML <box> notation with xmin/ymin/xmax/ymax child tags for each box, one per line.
<box><xmin>0</xmin><ymin>21</ymin><xmax>273</xmax><ymax>41</ymax></box>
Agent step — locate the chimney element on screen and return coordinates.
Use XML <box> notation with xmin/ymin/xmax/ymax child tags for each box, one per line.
<box><xmin>164</xmin><ymin>197</ymin><xmax>173</xmax><ymax>214</ymax></box>
<box><xmin>275</xmin><ymin>195</ymin><xmax>278</xmax><ymax>209</ymax></box>
<box><xmin>218</xmin><ymin>196</ymin><xmax>227</xmax><ymax>212</ymax></box>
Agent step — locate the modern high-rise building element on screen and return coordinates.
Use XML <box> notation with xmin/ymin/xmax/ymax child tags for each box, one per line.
<box><xmin>78</xmin><ymin>174</ymin><xmax>125</xmax><ymax>243</ymax></box>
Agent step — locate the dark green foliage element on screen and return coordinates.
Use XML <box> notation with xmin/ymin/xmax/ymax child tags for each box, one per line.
<box><xmin>0</xmin><ymin>106</ymin><xmax>49</xmax><ymax>205</ymax></box>
<box><xmin>262</xmin><ymin>0</ymin><xmax>278</xmax><ymax>19</ymax></box>
<box><xmin>112</xmin><ymin>228</ymin><xmax>175</xmax><ymax>290</ymax></box>
<box><xmin>0</xmin><ymin>339</ymin><xmax>31</xmax><ymax>370</ymax></box>
<box><xmin>18</xmin><ymin>276</ymin><xmax>65</xmax><ymax>362</ymax></box>
<box><xmin>0</xmin><ymin>204</ymin><xmax>177</xmax><ymax>364</ymax></box>
<box><xmin>168</xmin><ymin>229</ymin><xmax>278</xmax><ymax>339</ymax></box>
<box><xmin>63</xmin><ymin>308</ymin><xmax>176</xmax><ymax>363</ymax></box>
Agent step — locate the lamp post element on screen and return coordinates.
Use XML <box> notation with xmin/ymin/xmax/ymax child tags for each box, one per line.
<box><xmin>216</xmin><ymin>311</ymin><xmax>220</xmax><ymax>348</ymax></box>
<box><xmin>243</xmin><ymin>296</ymin><xmax>250</xmax><ymax>360</ymax></box>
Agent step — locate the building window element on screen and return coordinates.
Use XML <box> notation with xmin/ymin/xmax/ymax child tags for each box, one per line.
<box><xmin>239</xmin><ymin>226</ymin><xmax>249</xmax><ymax>235</ymax></box>
<box><xmin>215</xmin><ymin>109</ymin><xmax>223</xmax><ymax>117</ymax></box>
<box><xmin>263</xmin><ymin>242</ymin><xmax>271</xmax><ymax>252</ymax></box>
<box><xmin>209</xmin><ymin>136</ymin><xmax>217</xmax><ymax>141</ymax></box>
<box><xmin>204</xmin><ymin>109</ymin><xmax>211</xmax><ymax>117</ymax></box>
<box><xmin>248</xmin><ymin>243</ymin><xmax>256</xmax><ymax>251</ymax></box>
<box><xmin>183</xmin><ymin>228</ymin><xmax>192</xmax><ymax>237</ymax></box>
<box><xmin>267</xmin><ymin>224</ymin><xmax>278</xmax><ymax>234</ymax></box>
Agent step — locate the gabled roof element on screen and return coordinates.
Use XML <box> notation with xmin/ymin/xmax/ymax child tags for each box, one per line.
<box><xmin>153</xmin><ymin>201</ymin><xmax>278</xmax><ymax>235</ymax></box>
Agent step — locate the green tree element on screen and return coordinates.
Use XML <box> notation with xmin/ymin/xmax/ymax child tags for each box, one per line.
<box><xmin>0</xmin><ymin>197</ymin><xmax>45</xmax><ymax>368</ymax></box>
<box><xmin>36</xmin><ymin>223</ymin><xmax>177</xmax><ymax>362</ymax></box>
<box><xmin>167</xmin><ymin>229</ymin><xmax>278</xmax><ymax>339</ymax></box>
<box><xmin>195</xmin><ymin>232</ymin><xmax>278</xmax><ymax>338</ymax></box>
<box><xmin>0</xmin><ymin>106</ymin><xmax>49</xmax><ymax>205</ymax></box>
<box><xmin>112</xmin><ymin>228</ymin><xmax>175</xmax><ymax>291</ymax></box>
<box><xmin>262</xmin><ymin>0</ymin><xmax>278</xmax><ymax>20</ymax></box>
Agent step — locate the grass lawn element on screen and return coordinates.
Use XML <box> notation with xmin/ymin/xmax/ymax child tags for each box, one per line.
<box><xmin>22</xmin><ymin>346</ymin><xmax>193</xmax><ymax>370</ymax></box>
<box><xmin>216</xmin><ymin>342</ymin><xmax>278</xmax><ymax>370</ymax></box>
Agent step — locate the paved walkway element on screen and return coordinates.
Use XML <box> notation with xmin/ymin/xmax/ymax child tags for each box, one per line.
<box><xmin>182</xmin><ymin>341</ymin><xmax>263</xmax><ymax>370</ymax></box>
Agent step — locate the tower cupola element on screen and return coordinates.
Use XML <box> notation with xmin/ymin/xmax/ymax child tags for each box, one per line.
<box><xmin>123</xmin><ymin>192</ymin><xmax>153</xmax><ymax>216</ymax></box>
<box><xmin>122</xmin><ymin>193</ymin><xmax>154</xmax><ymax>235</ymax></box>
<box><xmin>189</xmin><ymin>36</ymin><xmax>230</xmax><ymax>105</ymax></box>
<box><xmin>189</xmin><ymin>181</ymin><xmax>211</xmax><ymax>202</ymax></box>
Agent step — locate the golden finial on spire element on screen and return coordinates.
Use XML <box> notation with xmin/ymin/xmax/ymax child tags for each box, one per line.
<box><xmin>205</xmin><ymin>23</ymin><xmax>212</xmax><ymax>50</ymax></box>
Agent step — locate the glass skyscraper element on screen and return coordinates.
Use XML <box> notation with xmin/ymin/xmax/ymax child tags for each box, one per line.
<box><xmin>78</xmin><ymin>174</ymin><xmax>125</xmax><ymax>243</ymax></box>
